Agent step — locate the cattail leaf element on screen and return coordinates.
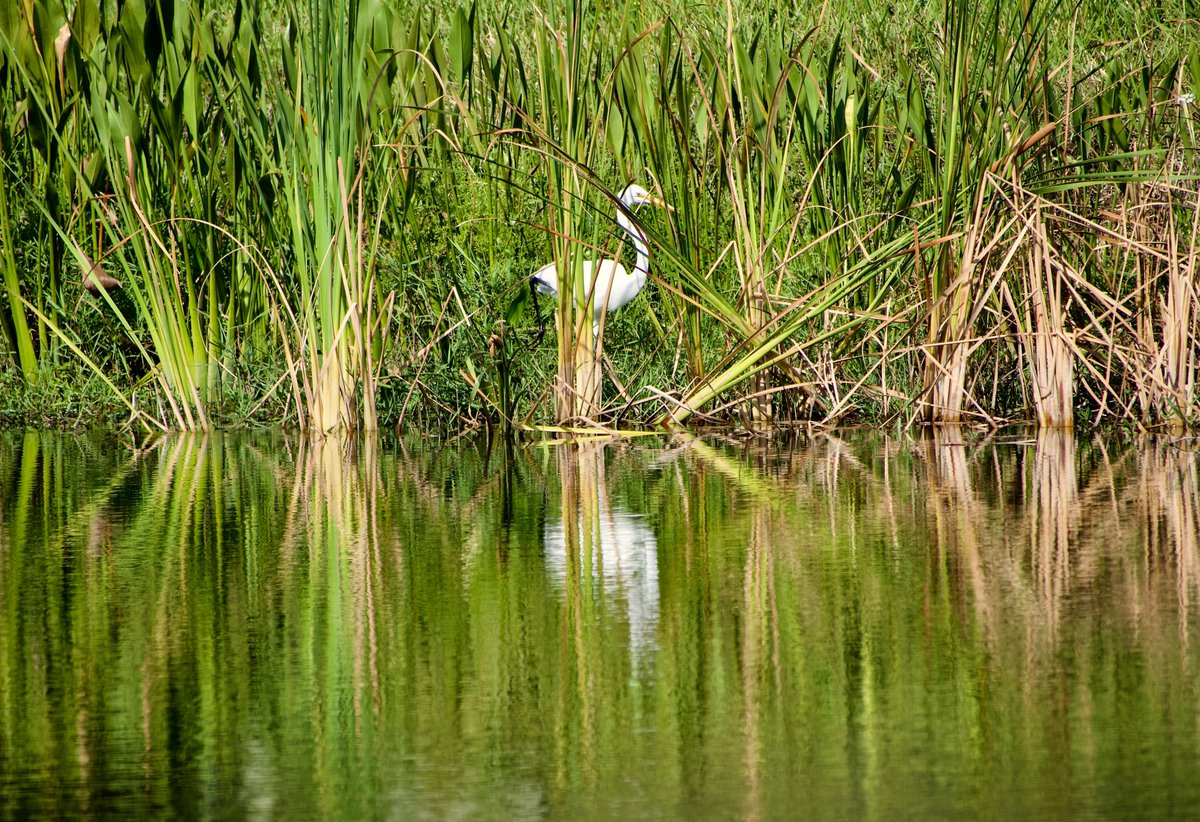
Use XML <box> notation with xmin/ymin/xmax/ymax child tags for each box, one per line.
<box><xmin>72</xmin><ymin>0</ymin><xmax>101</xmax><ymax>56</ymax></box>
<box><xmin>144</xmin><ymin>0</ymin><xmax>172</xmax><ymax>72</ymax></box>
<box><xmin>83</xmin><ymin>150</ymin><xmax>106</xmax><ymax>191</ymax></box>
<box><xmin>117</xmin><ymin>0</ymin><xmax>149</xmax><ymax>81</ymax></box>
<box><xmin>182</xmin><ymin>63</ymin><xmax>197</xmax><ymax>139</ymax></box>
<box><xmin>33</xmin><ymin>0</ymin><xmax>67</xmax><ymax>78</ymax></box>
<box><xmin>450</xmin><ymin>5</ymin><xmax>473</xmax><ymax>90</ymax></box>
<box><xmin>607</xmin><ymin>103</ymin><xmax>624</xmax><ymax>157</ymax></box>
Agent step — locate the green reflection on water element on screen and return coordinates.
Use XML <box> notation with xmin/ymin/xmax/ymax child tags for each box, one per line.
<box><xmin>1</xmin><ymin>431</ymin><xmax>1198</xmax><ymax>820</ymax></box>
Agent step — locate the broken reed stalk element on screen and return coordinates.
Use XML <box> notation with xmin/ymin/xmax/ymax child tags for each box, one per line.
<box><xmin>1158</xmin><ymin>194</ymin><xmax>1199</xmax><ymax>428</ymax></box>
<box><xmin>1024</xmin><ymin>201</ymin><xmax>1074</xmax><ymax>428</ymax></box>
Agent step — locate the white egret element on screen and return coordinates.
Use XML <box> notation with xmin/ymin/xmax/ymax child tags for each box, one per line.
<box><xmin>530</xmin><ymin>183</ymin><xmax>672</xmax><ymax>334</ymax></box>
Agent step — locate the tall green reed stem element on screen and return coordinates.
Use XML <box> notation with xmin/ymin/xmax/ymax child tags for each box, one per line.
<box><xmin>272</xmin><ymin>0</ymin><xmax>400</xmax><ymax>432</ymax></box>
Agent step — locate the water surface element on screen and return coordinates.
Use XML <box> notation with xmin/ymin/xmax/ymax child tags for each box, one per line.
<box><xmin>1</xmin><ymin>430</ymin><xmax>1198</xmax><ymax>820</ymax></box>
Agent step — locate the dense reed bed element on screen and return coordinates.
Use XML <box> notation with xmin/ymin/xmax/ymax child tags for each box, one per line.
<box><xmin>1</xmin><ymin>0</ymin><xmax>1197</xmax><ymax>432</ymax></box>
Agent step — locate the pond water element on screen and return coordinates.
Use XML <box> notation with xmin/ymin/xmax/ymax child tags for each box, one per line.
<box><xmin>1</xmin><ymin>430</ymin><xmax>1199</xmax><ymax>820</ymax></box>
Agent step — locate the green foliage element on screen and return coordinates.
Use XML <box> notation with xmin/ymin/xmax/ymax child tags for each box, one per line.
<box><xmin>0</xmin><ymin>360</ymin><xmax>126</xmax><ymax>427</ymax></box>
<box><xmin>1</xmin><ymin>0</ymin><xmax>1197</xmax><ymax>431</ymax></box>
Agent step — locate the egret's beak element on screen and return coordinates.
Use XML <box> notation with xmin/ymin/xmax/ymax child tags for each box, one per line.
<box><xmin>644</xmin><ymin>194</ymin><xmax>675</xmax><ymax>212</ymax></box>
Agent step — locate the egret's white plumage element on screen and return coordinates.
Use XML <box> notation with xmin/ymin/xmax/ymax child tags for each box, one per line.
<box><xmin>531</xmin><ymin>184</ymin><xmax>671</xmax><ymax>333</ymax></box>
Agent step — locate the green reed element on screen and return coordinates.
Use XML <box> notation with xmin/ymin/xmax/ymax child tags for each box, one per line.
<box><xmin>1</xmin><ymin>0</ymin><xmax>1197</xmax><ymax>431</ymax></box>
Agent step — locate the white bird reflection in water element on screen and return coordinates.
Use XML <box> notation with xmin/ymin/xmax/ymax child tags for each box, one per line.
<box><xmin>543</xmin><ymin>505</ymin><xmax>660</xmax><ymax>662</ymax></box>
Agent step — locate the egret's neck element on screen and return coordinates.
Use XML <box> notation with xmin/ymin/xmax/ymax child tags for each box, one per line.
<box><xmin>617</xmin><ymin>209</ymin><xmax>650</xmax><ymax>285</ymax></box>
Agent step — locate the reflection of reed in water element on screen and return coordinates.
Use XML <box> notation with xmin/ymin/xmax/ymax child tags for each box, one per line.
<box><xmin>546</xmin><ymin>446</ymin><xmax>660</xmax><ymax>660</ymax></box>
<box><xmin>916</xmin><ymin>428</ymin><xmax>1200</xmax><ymax>658</ymax></box>
<box><xmin>921</xmin><ymin>425</ymin><xmax>993</xmax><ymax>637</ymax></box>
<box><xmin>1133</xmin><ymin>440</ymin><xmax>1200</xmax><ymax>646</ymax></box>
<box><xmin>919</xmin><ymin>428</ymin><xmax>1081</xmax><ymax>648</ymax></box>
<box><xmin>1029</xmin><ymin>430</ymin><xmax>1076</xmax><ymax>639</ymax></box>
<box><xmin>296</xmin><ymin>435</ymin><xmax>384</xmax><ymax>727</ymax></box>
<box><xmin>926</xmin><ymin>424</ymin><xmax>972</xmax><ymax>498</ymax></box>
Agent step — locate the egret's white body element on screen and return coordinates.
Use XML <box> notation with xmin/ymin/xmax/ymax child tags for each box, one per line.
<box><xmin>530</xmin><ymin>184</ymin><xmax>670</xmax><ymax>332</ymax></box>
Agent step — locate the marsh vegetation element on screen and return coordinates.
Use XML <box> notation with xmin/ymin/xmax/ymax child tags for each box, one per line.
<box><xmin>1</xmin><ymin>0</ymin><xmax>1197</xmax><ymax>432</ymax></box>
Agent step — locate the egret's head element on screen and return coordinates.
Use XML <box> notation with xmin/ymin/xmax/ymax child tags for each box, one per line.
<box><xmin>619</xmin><ymin>183</ymin><xmax>674</xmax><ymax>211</ymax></box>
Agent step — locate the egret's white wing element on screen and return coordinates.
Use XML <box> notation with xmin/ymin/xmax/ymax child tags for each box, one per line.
<box><xmin>532</xmin><ymin>259</ymin><xmax>636</xmax><ymax>320</ymax></box>
<box><xmin>531</xmin><ymin>261</ymin><xmax>559</xmax><ymax>295</ymax></box>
